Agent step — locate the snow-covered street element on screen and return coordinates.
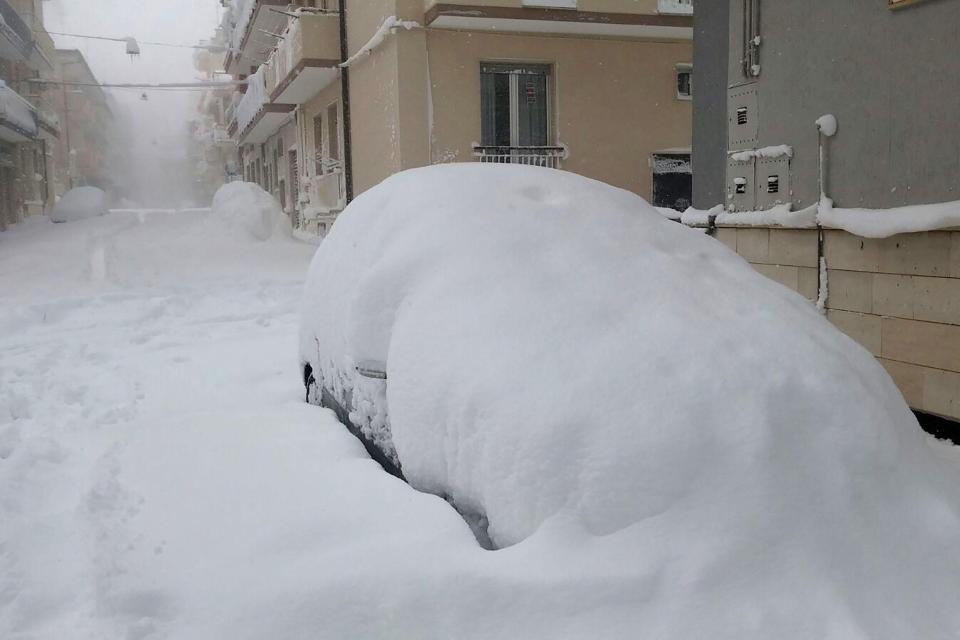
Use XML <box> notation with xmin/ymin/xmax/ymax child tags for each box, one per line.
<box><xmin>5</xmin><ymin>0</ymin><xmax>960</xmax><ymax>636</ymax></box>
<box><xmin>0</xmin><ymin>210</ymin><xmax>674</xmax><ymax>639</ymax></box>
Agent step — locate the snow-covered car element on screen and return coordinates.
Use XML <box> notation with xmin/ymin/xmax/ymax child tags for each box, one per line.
<box><xmin>299</xmin><ymin>165</ymin><xmax>960</xmax><ymax>623</ymax></box>
<box><xmin>50</xmin><ymin>186</ymin><xmax>109</xmax><ymax>223</ymax></box>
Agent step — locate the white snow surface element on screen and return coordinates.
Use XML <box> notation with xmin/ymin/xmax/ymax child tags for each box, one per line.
<box><xmin>716</xmin><ymin>203</ymin><xmax>818</xmax><ymax>228</ymax></box>
<box><xmin>340</xmin><ymin>16</ymin><xmax>421</xmax><ymax>69</ymax></box>
<box><xmin>679</xmin><ymin>203</ymin><xmax>722</xmax><ymax>225</ymax></box>
<box><xmin>728</xmin><ymin>144</ymin><xmax>793</xmax><ymax>163</ymax></box>
<box><xmin>50</xmin><ymin>186</ymin><xmax>108</xmax><ymax>223</ymax></box>
<box><xmin>816</xmin><ymin>113</ymin><xmax>838</xmax><ymax>137</ymax></box>
<box><xmin>301</xmin><ymin>164</ymin><xmax>960</xmax><ymax>637</ymax></box>
<box><xmin>2</xmin><ymin>175</ymin><xmax>959</xmax><ymax>639</ymax></box>
<box><xmin>211</xmin><ymin>180</ymin><xmax>291</xmax><ymax>241</ymax></box>
<box><xmin>234</xmin><ymin>65</ymin><xmax>265</xmax><ymax>135</ymax></box>
<box><xmin>685</xmin><ymin>198</ymin><xmax>960</xmax><ymax>236</ymax></box>
<box><xmin>0</xmin><ymin>81</ymin><xmax>38</xmax><ymax>135</ymax></box>
<box><xmin>655</xmin><ymin>205</ymin><xmax>681</xmax><ymax>220</ymax></box>
<box><xmin>820</xmin><ymin>198</ymin><xmax>960</xmax><ymax>238</ymax></box>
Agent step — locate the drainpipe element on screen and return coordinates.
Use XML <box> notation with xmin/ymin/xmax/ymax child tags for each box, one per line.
<box><xmin>62</xmin><ymin>83</ymin><xmax>74</xmax><ymax>190</ymax></box>
<box><xmin>338</xmin><ymin>0</ymin><xmax>354</xmax><ymax>204</ymax></box>
<box><xmin>815</xmin><ymin>114</ymin><xmax>838</xmax><ymax>312</ymax></box>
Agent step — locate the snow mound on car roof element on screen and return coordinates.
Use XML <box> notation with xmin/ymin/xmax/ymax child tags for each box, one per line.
<box><xmin>211</xmin><ymin>181</ymin><xmax>291</xmax><ymax>241</ymax></box>
<box><xmin>300</xmin><ymin>164</ymin><xmax>960</xmax><ymax>635</ymax></box>
<box><xmin>51</xmin><ymin>186</ymin><xmax>108</xmax><ymax>223</ymax></box>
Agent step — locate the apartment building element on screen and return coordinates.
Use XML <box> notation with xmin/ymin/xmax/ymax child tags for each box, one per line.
<box><xmin>693</xmin><ymin>0</ymin><xmax>960</xmax><ymax>432</ymax></box>
<box><xmin>191</xmin><ymin>41</ymin><xmax>240</xmax><ymax>202</ymax></box>
<box><xmin>0</xmin><ymin>0</ymin><xmax>61</xmax><ymax>228</ymax></box>
<box><xmin>221</xmin><ymin>0</ymin><xmax>694</xmax><ymax>237</ymax></box>
<box><xmin>54</xmin><ymin>49</ymin><xmax>114</xmax><ymax>192</ymax></box>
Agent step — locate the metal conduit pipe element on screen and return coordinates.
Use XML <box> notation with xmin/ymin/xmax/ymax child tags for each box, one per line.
<box><xmin>338</xmin><ymin>0</ymin><xmax>354</xmax><ymax>204</ymax></box>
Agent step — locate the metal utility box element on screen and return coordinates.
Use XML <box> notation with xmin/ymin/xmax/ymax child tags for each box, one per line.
<box><xmin>754</xmin><ymin>155</ymin><xmax>791</xmax><ymax>210</ymax></box>
<box><xmin>728</xmin><ymin>84</ymin><xmax>759</xmax><ymax>149</ymax></box>
<box><xmin>726</xmin><ymin>156</ymin><xmax>755</xmax><ymax>212</ymax></box>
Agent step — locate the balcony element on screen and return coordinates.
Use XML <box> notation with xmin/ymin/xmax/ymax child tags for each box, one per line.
<box><xmin>234</xmin><ymin>66</ymin><xmax>293</xmax><ymax>145</ymax></box>
<box><xmin>0</xmin><ymin>81</ymin><xmax>38</xmax><ymax>142</ymax></box>
<box><xmin>0</xmin><ymin>0</ymin><xmax>34</xmax><ymax>62</ymax></box>
<box><xmin>423</xmin><ymin>0</ymin><xmax>693</xmax><ymax>39</ymax></box>
<box><xmin>36</xmin><ymin>109</ymin><xmax>60</xmax><ymax>138</ymax></box>
<box><xmin>224</xmin><ymin>0</ymin><xmax>292</xmax><ymax>76</ymax></box>
<box><xmin>268</xmin><ymin>13</ymin><xmax>340</xmax><ymax>104</ymax></box>
<box><xmin>472</xmin><ymin>145</ymin><xmax>565</xmax><ymax>169</ymax></box>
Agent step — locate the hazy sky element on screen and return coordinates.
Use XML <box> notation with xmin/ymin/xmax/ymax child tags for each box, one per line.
<box><xmin>45</xmin><ymin>0</ymin><xmax>224</xmax><ymax>205</ymax></box>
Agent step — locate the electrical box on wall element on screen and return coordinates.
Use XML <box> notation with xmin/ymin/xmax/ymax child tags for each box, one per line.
<box><xmin>728</xmin><ymin>85</ymin><xmax>759</xmax><ymax>149</ymax></box>
<box><xmin>726</xmin><ymin>156</ymin><xmax>755</xmax><ymax>212</ymax></box>
<box><xmin>755</xmin><ymin>156</ymin><xmax>791</xmax><ymax>210</ymax></box>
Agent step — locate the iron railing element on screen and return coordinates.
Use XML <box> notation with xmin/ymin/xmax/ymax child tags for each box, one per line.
<box><xmin>0</xmin><ymin>0</ymin><xmax>34</xmax><ymax>56</ymax></box>
<box><xmin>0</xmin><ymin>82</ymin><xmax>38</xmax><ymax>138</ymax></box>
<box><xmin>472</xmin><ymin>145</ymin><xmax>565</xmax><ymax>169</ymax></box>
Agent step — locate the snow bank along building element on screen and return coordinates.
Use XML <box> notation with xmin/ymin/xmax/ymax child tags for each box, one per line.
<box><xmin>220</xmin><ymin>0</ymin><xmax>695</xmax><ymax>237</ymax></box>
<box><xmin>692</xmin><ymin>0</ymin><xmax>960</xmax><ymax>433</ymax></box>
<box><xmin>0</xmin><ymin>0</ymin><xmax>61</xmax><ymax>228</ymax></box>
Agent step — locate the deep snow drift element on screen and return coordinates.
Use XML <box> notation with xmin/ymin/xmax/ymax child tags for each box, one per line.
<box><xmin>211</xmin><ymin>181</ymin><xmax>291</xmax><ymax>241</ymax></box>
<box><xmin>50</xmin><ymin>186</ymin><xmax>108</xmax><ymax>223</ymax></box>
<box><xmin>301</xmin><ymin>164</ymin><xmax>960</xmax><ymax>637</ymax></box>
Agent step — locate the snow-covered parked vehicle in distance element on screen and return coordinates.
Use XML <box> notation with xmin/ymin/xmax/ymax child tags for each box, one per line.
<box><xmin>51</xmin><ymin>186</ymin><xmax>108</xmax><ymax>223</ymax></box>
<box><xmin>299</xmin><ymin>164</ymin><xmax>960</xmax><ymax>633</ymax></box>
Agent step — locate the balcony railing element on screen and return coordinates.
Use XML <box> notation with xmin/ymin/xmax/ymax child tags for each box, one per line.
<box><xmin>0</xmin><ymin>81</ymin><xmax>38</xmax><ymax>138</ymax></box>
<box><xmin>223</xmin><ymin>0</ymin><xmax>289</xmax><ymax>74</ymax></box>
<box><xmin>302</xmin><ymin>167</ymin><xmax>344</xmax><ymax>213</ymax></box>
<box><xmin>0</xmin><ymin>0</ymin><xmax>34</xmax><ymax>56</ymax></box>
<box><xmin>267</xmin><ymin>12</ymin><xmax>340</xmax><ymax>102</ymax></box>
<box><xmin>472</xmin><ymin>145</ymin><xmax>566</xmax><ymax>169</ymax></box>
<box><xmin>235</xmin><ymin>66</ymin><xmax>267</xmax><ymax>135</ymax></box>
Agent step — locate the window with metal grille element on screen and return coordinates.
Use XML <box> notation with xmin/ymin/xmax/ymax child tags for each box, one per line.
<box><xmin>676</xmin><ymin>64</ymin><xmax>692</xmax><ymax>100</ymax></box>
<box><xmin>480</xmin><ymin>62</ymin><xmax>552</xmax><ymax>148</ymax></box>
<box><xmin>288</xmin><ymin>150</ymin><xmax>299</xmax><ymax>209</ymax></box>
<box><xmin>313</xmin><ymin>113</ymin><xmax>323</xmax><ymax>174</ymax></box>
<box><xmin>767</xmin><ymin>175</ymin><xmax>779</xmax><ymax>194</ymax></box>
<box><xmin>327</xmin><ymin>102</ymin><xmax>340</xmax><ymax>164</ymax></box>
<box><xmin>736</xmin><ymin>107</ymin><xmax>748</xmax><ymax>126</ymax></box>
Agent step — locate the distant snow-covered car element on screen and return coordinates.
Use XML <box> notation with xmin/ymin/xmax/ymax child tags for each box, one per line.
<box><xmin>298</xmin><ymin>166</ymin><xmax>960</xmax><ymax>630</ymax></box>
<box><xmin>51</xmin><ymin>186</ymin><xmax>108</xmax><ymax>223</ymax></box>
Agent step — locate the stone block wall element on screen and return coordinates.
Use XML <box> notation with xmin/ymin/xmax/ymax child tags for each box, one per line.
<box><xmin>713</xmin><ymin>225</ymin><xmax>960</xmax><ymax>423</ymax></box>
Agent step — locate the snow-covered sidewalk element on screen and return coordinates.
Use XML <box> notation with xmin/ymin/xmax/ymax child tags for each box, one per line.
<box><xmin>0</xmin><ymin>210</ymin><xmax>663</xmax><ymax>639</ymax></box>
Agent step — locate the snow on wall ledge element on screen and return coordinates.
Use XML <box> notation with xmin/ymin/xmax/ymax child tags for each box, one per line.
<box><xmin>820</xmin><ymin>198</ymin><xmax>960</xmax><ymax>238</ymax></box>
<box><xmin>300</xmin><ymin>164</ymin><xmax>960</xmax><ymax>636</ymax></box>
<box><xmin>681</xmin><ymin>198</ymin><xmax>960</xmax><ymax>238</ymax></box>
<box><xmin>728</xmin><ymin>144</ymin><xmax>794</xmax><ymax>163</ymax></box>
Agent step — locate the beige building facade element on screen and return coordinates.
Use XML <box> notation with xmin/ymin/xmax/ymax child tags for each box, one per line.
<box><xmin>222</xmin><ymin>0</ymin><xmax>693</xmax><ymax>237</ymax></box>
<box><xmin>706</xmin><ymin>224</ymin><xmax>960</xmax><ymax>429</ymax></box>
<box><xmin>0</xmin><ymin>0</ymin><xmax>62</xmax><ymax>227</ymax></box>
